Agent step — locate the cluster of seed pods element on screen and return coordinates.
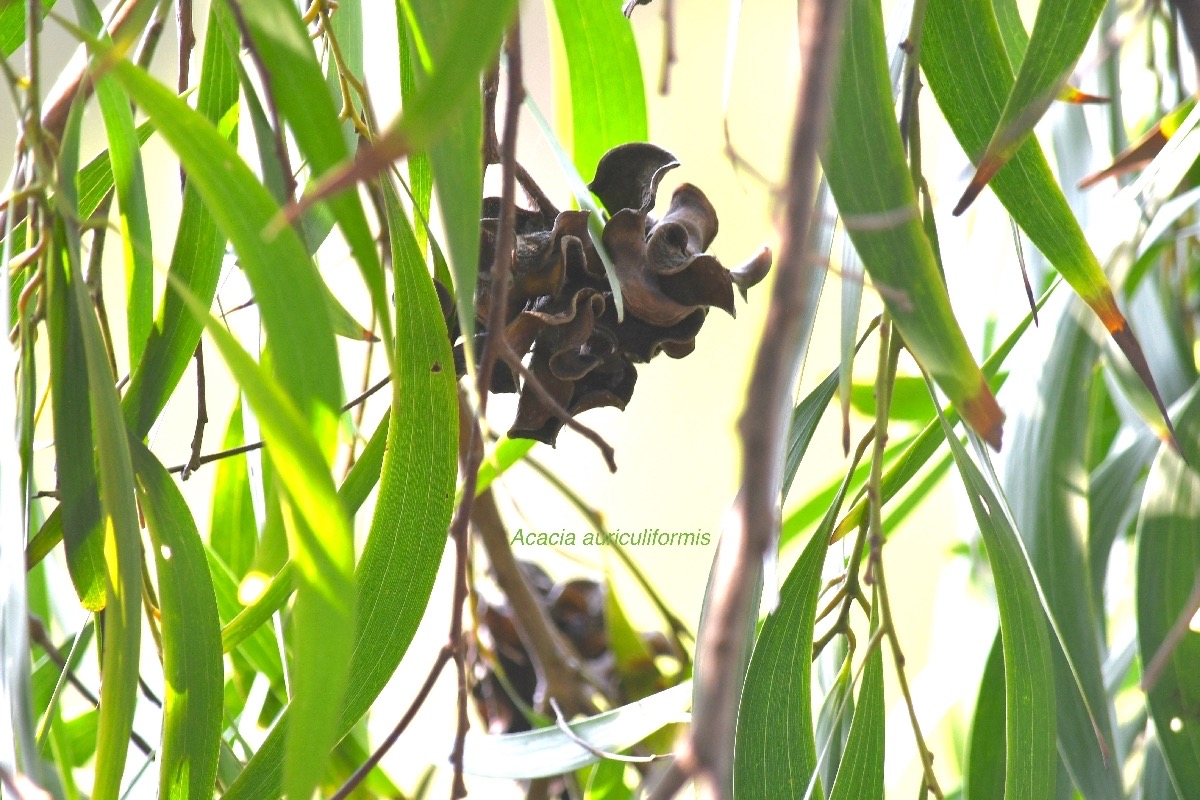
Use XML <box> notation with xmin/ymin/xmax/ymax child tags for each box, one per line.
<box><xmin>454</xmin><ymin>143</ymin><xmax>772</xmax><ymax>444</ymax></box>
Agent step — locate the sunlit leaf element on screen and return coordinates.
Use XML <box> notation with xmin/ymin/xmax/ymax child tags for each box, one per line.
<box><xmin>129</xmin><ymin>441</ymin><xmax>222</xmax><ymax>800</ymax></box>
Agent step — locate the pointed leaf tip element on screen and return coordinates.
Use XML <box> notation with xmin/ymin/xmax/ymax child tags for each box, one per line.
<box><xmin>954</xmin><ymin>158</ymin><xmax>1005</xmax><ymax>216</ymax></box>
<box><xmin>1110</xmin><ymin>321</ymin><xmax>1185</xmax><ymax>458</ymax></box>
<box><xmin>962</xmin><ymin>386</ymin><xmax>1005</xmax><ymax>451</ymax></box>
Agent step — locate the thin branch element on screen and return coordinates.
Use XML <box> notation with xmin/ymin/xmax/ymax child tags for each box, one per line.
<box><xmin>181</xmin><ymin>341</ymin><xmax>207</xmax><ymax>480</ymax></box>
<box><xmin>444</xmin><ymin>21</ymin><xmax>525</xmax><ymax>798</ymax></box>
<box><xmin>499</xmin><ymin>342</ymin><xmax>617</xmax><ymax>473</ymax></box>
<box><xmin>163</xmin><ymin>376</ymin><xmax>390</xmax><ymax>475</ymax></box>
<box><xmin>682</xmin><ymin>0</ymin><xmax>849</xmax><ymax>795</ymax></box>
<box><xmin>226</xmin><ymin>0</ymin><xmax>299</xmax><ymax>204</ymax></box>
<box><xmin>328</xmin><ymin>647</ymin><xmax>453</xmax><ymax>800</ymax></box>
<box><xmin>549</xmin><ymin>698</ymin><xmax>656</xmax><ymax>763</ymax></box>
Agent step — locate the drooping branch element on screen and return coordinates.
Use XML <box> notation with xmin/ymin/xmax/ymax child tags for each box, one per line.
<box><xmin>675</xmin><ymin>0</ymin><xmax>850</xmax><ymax>796</ymax></box>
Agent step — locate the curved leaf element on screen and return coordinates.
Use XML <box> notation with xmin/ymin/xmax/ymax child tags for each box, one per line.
<box><xmin>922</xmin><ymin>0</ymin><xmax>1176</xmax><ymax>448</ymax></box>
<box><xmin>224</xmin><ymin>178</ymin><xmax>457</xmax><ymax>799</ymax></box>
<box><xmin>937</xmin><ymin>416</ymin><xmax>1056</xmax><ymax>799</ymax></box>
<box><xmin>461</xmin><ymin>683</ymin><xmax>690</xmax><ymax>779</ymax></box>
<box><xmin>55</xmin><ymin>103</ymin><xmax>143</xmax><ymax>800</ymax></box>
<box><xmin>1136</xmin><ymin>382</ymin><xmax>1200</xmax><ymax>795</ymax></box>
<box><xmin>128</xmin><ymin>441</ymin><xmax>222</xmax><ymax>800</ymax></box>
<box><xmin>827</xmin><ymin>612</ymin><xmax>883</xmax><ymax>800</ymax></box>
<box><xmin>824</xmin><ymin>0</ymin><xmax>1003</xmax><ymax>447</ymax></box>
<box><xmin>954</xmin><ymin>0</ymin><xmax>1106</xmax><ymax>213</ymax></box>
<box><xmin>1004</xmin><ymin>304</ymin><xmax>1121</xmax><ymax>799</ymax></box>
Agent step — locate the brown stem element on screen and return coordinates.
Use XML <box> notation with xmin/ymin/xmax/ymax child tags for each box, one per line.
<box><xmin>181</xmin><ymin>341</ymin><xmax>207</xmax><ymax>480</ymax></box>
<box><xmin>328</xmin><ymin>648</ymin><xmax>453</xmax><ymax>800</ymax></box>
<box><xmin>472</xmin><ymin>488</ymin><xmax>600</xmax><ymax>716</ymax></box>
<box><xmin>682</xmin><ymin>0</ymin><xmax>848</xmax><ymax>796</ymax></box>
<box><xmin>226</xmin><ymin>0</ymin><xmax>299</xmax><ymax>205</ymax></box>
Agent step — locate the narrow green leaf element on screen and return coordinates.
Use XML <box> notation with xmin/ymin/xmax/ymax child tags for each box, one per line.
<box><xmin>235</xmin><ymin>0</ymin><xmax>395</xmax><ymax>364</ymax></box>
<box><xmin>922</xmin><ymin>0</ymin><xmax>1176</xmax><ymax>446</ymax></box>
<box><xmin>221</xmin><ymin>563</ymin><xmax>295</xmax><ymax>655</ymax></box>
<box><xmin>824</xmin><ymin>0</ymin><xmax>1003</xmax><ymax>447</ymax></box>
<box><xmin>848</xmin><ymin>375</ymin><xmax>936</xmax><ymax>424</ymax></box>
<box><xmin>813</xmin><ymin>649</ymin><xmax>854</xmax><ymax>794</ymax></box>
<box><xmin>397</xmin><ymin>5</ymin><xmax>433</xmax><ymax>255</ymax></box>
<box><xmin>165</xmin><ymin>274</ymin><xmax>355</xmax><ymax>800</ymax></box>
<box><xmin>783</xmin><ymin>369</ymin><xmax>839</xmax><ymax>501</ymax></box>
<box><xmin>549</xmin><ymin>0</ymin><xmax>648</xmax><ymax>181</ymax></box>
<box><xmin>128</xmin><ymin>441</ymin><xmax>222</xmax><ymax>800</ymax></box>
<box><xmin>119</xmin><ymin>3</ymin><xmax>236</xmax><ymax>439</ymax></box>
<box><xmin>223</xmin><ymin>177</ymin><xmax>457</xmax><ymax>799</ymax></box>
<box><xmin>56</xmin><ymin>102</ymin><xmax>142</xmax><ymax>800</ymax></box>
<box><xmin>1004</xmin><ymin>306</ymin><xmax>1121</xmax><ymax>799</ymax></box>
<box><xmin>935</xmin><ymin>417</ymin><xmax>1056</xmax><ymax>799</ymax></box>
<box><xmin>45</xmin><ymin>215</ymin><xmax>104</xmax><ymax>611</ymax></box>
<box><xmin>90</xmin><ymin>55</ymin><xmax>154</xmax><ymax>368</ymax></box>
<box><xmin>209</xmin><ymin>400</ymin><xmax>257</xmax><ymax>579</ymax></box>
<box><xmin>461</xmin><ymin>683</ymin><xmax>691</xmax><ymax>779</ymax></box>
<box><xmin>205</xmin><ymin>547</ymin><xmax>284</xmax><ymax>685</ymax></box>
<box><xmin>734</xmin><ymin>443</ymin><xmax>868</xmax><ymax>798</ymax></box>
<box><xmin>1136</xmin><ymin>382</ymin><xmax>1200</xmax><ymax>794</ymax></box>
<box><xmin>96</xmin><ymin>46</ymin><xmax>342</xmax><ymax>438</ymax></box>
<box><xmin>475</xmin><ymin>436</ymin><xmax>536</xmax><ymax>498</ymax></box>
<box><xmin>828</xmin><ymin>610</ymin><xmax>884</xmax><ymax>800</ymax></box>
<box><xmin>964</xmin><ymin>634</ymin><xmax>1006</xmax><ymax>800</ymax></box>
<box><xmin>953</xmin><ymin>0</ymin><xmax>1105</xmax><ymax>213</ymax></box>
<box><xmin>0</xmin><ymin>0</ymin><xmax>55</xmax><ymax>55</ymax></box>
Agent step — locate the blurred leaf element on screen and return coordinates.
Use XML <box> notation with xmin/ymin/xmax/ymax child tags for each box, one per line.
<box><xmin>828</xmin><ymin>608</ymin><xmax>884</xmax><ymax>800</ymax></box>
<box><xmin>964</xmin><ymin>635</ymin><xmax>1006</xmax><ymax>799</ymax></box>
<box><xmin>475</xmin><ymin>436</ymin><xmax>536</xmax><ymax>498</ymax></box>
<box><xmin>1003</xmin><ymin>305</ymin><xmax>1121</xmax><ymax>799</ymax></box>
<box><xmin>549</xmin><ymin>0</ymin><xmax>648</xmax><ymax>180</ymax></box>
<box><xmin>220</xmin><ymin>563</ymin><xmax>294</xmax><ymax>655</ymax></box>
<box><xmin>55</xmin><ymin>101</ymin><xmax>143</xmax><ymax>800</ymax></box>
<box><xmin>936</xmin><ymin>414</ymin><xmax>1056</xmax><ymax>799</ymax></box>
<box><xmin>461</xmin><ymin>683</ymin><xmax>690</xmax><ymax>778</ymax></box>
<box><xmin>828</xmin><ymin>278</ymin><xmax>1057</xmax><ymax>543</ymax></box>
<box><xmin>129</xmin><ymin>441</ymin><xmax>222</xmax><ymax>800</ymax></box>
<box><xmin>1088</xmin><ymin>430</ymin><xmax>1157</xmax><ymax>625</ymax></box>
<box><xmin>583</xmin><ymin>758</ymin><xmax>632</xmax><ymax>800</ymax></box>
<box><xmin>824</xmin><ymin>0</ymin><xmax>1003</xmax><ymax>447</ymax></box>
<box><xmin>922</xmin><ymin>0</ymin><xmax>1176</xmax><ymax>449</ymax></box>
<box><xmin>1136</xmin><ymin>382</ymin><xmax>1200</xmax><ymax>795</ymax></box>
<box><xmin>224</xmin><ymin>177</ymin><xmax>457</xmax><ymax>799</ymax></box>
<box><xmin>954</xmin><ymin>0</ymin><xmax>1105</xmax><ymax>212</ymax></box>
<box><xmin>848</xmin><ymin>375</ymin><xmax>935</xmax><ymax>424</ymax></box>
<box><xmin>1079</xmin><ymin>100</ymin><xmax>1194</xmax><ymax>189</ymax></box>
